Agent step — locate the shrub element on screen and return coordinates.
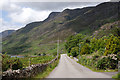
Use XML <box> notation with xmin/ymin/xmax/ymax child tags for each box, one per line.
<box><xmin>2</xmin><ymin>54</ymin><xmax>23</xmax><ymax>71</ymax></box>
<box><xmin>67</xmin><ymin>53</ymin><xmax>71</xmax><ymax>57</ymax></box>
<box><xmin>65</xmin><ymin>34</ymin><xmax>85</xmax><ymax>53</ymax></box>
<box><xmin>98</xmin><ymin>48</ymin><xmax>105</xmax><ymax>55</ymax></box>
<box><xmin>24</xmin><ymin>54</ymin><xmax>29</xmax><ymax>57</ymax></box>
<box><xmin>104</xmin><ymin>35</ymin><xmax>120</xmax><ymax>56</ymax></box>
<box><xmin>38</xmin><ymin>53</ymin><xmax>42</xmax><ymax>56</ymax></box>
<box><xmin>117</xmin><ymin>52</ymin><xmax>120</xmax><ymax>61</ymax></box>
<box><xmin>92</xmin><ymin>54</ymin><xmax>100</xmax><ymax>60</ymax></box>
<box><xmin>96</xmin><ymin>56</ymin><xmax>118</xmax><ymax>70</ymax></box>
<box><xmin>11</xmin><ymin>58</ymin><xmax>23</xmax><ymax>70</ymax></box>
<box><xmin>70</xmin><ymin>47</ymin><xmax>79</xmax><ymax>57</ymax></box>
<box><xmin>42</xmin><ymin>53</ymin><xmax>46</xmax><ymax>56</ymax></box>
<box><xmin>80</xmin><ymin>43</ymin><xmax>91</xmax><ymax>55</ymax></box>
<box><xmin>53</xmin><ymin>52</ymin><xmax>57</xmax><ymax>57</ymax></box>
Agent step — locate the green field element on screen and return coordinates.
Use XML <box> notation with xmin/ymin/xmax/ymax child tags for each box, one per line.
<box><xmin>2</xmin><ymin>54</ymin><xmax>56</xmax><ymax>71</ymax></box>
<box><xmin>20</xmin><ymin>56</ymin><xmax>55</xmax><ymax>68</ymax></box>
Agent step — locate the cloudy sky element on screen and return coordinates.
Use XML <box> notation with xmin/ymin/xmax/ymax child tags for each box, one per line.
<box><xmin>0</xmin><ymin>0</ymin><xmax>112</xmax><ymax>32</ymax></box>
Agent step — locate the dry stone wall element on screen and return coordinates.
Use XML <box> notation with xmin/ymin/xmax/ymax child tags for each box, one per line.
<box><xmin>2</xmin><ymin>57</ymin><xmax>57</xmax><ymax>79</ymax></box>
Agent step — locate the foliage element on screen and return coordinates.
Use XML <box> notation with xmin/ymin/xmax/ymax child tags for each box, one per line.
<box><xmin>104</xmin><ymin>35</ymin><xmax>120</xmax><ymax>56</ymax></box>
<box><xmin>79</xmin><ymin>55</ymin><xmax>118</xmax><ymax>70</ymax></box>
<box><xmin>2</xmin><ymin>54</ymin><xmax>23</xmax><ymax>71</ymax></box>
<box><xmin>70</xmin><ymin>47</ymin><xmax>79</xmax><ymax>57</ymax></box>
<box><xmin>112</xmin><ymin>72</ymin><xmax>120</xmax><ymax>79</ymax></box>
<box><xmin>34</xmin><ymin>57</ymin><xmax>60</xmax><ymax>78</ymax></box>
<box><xmin>52</xmin><ymin>52</ymin><xmax>57</xmax><ymax>57</ymax></box>
<box><xmin>117</xmin><ymin>52</ymin><xmax>120</xmax><ymax>61</ymax></box>
<box><xmin>42</xmin><ymin>53</ymin><xmax>46</xmax><ymax>56</ymax></box>
<box><xmin>65</xmin><ymin>34</ymin><xmax>85</xmax><ymax>53</ymax></box>
<box><xmin>80</xmin><ymin>43</ymin><xmax>91</xmax><ymax>55</ymax></box>
<box><xmin>20</xmin><ymin>55</ymin><xmax>54</xmax><ymax>68</ymax></box>
<box><xmin>67</xmin><ymin>52</ymin><xmax>71</xmax><ymax>57</ymax></box>
<box><xmin>66</xmin><ymin>33</ymin><xmax>120</xmax><ymax>57</ymax></box>
<box><xmin>112</xmin><ymin>27</ymin><xmax>120</xmax><ymax>37</ymax></box>
<box><xmin>2</xmin><ymin>53</ymin><xmax>55</xmax><ymax>71</ymax></box>
<box><xmin>96</xmin><ymin>56</ymin><xmax>118</xmax><ymax>70</ymax></box>
<box><xmin>65</xmin><ymin>32</ymin><xmax>120</xmax><ymax>70</ymax></box>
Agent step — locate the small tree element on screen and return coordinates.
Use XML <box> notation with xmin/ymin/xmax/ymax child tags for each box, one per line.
<box><xmin>70</xmin><ymin>47</ymin><xmax>79</xmax><ymax>57</ymax></box>
<box><xmin>80</xmin><ymin>43</ymin><xmax>91</xmax><ymax>55</ymax></box>
<box><xmin>104</xmin><ymin>35</ymin><xmax>120</xmax><ymax>56</ymax></box>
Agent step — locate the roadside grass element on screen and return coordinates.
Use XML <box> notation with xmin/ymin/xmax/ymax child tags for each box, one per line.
<box><xmin>112</xmin><ymin>72</ymin><xmax>120</xmax><ymax>79</ymax></box>
<box><xmin>34</xmin><ymin>57</ymin><xmax>60</xmax><ymax>79</ymax></box>
<box><xmin>69</xmin><ymin>55</ymin><xmax>116</xmax><ymax>72</ymax></box>
<box><xmin>77</xmin><ymin>61</ymin><xmax>118</xmax><ymax>72</ymax></box>
<box><xmin>68</xmin><ymin>54</ymin><xmax>117</xmax><ymax>72</ymax></box>
<box><xmin>68</xmin><ymin>54</ymin><xmax>118</xmax><ymax>72</ymax></box>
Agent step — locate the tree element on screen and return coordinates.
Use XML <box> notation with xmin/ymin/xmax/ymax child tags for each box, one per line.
<box><xmin>80</xmin><ymin>43</ymin><xmax>91</xmax><ymax>55</ymax></box>
<box><xmin>104</xmin><ymin>35</ymin><xmax>120</xmax><ymax>56</ymax></box>
<box><xmin>65</xmin><ymin>34</ymin><xmax>85</xmax><ymax>53</ymax></box>
<box><xmin>70</xmin><ymin>47</ymin><xmax>79</xmax><ymax>57</ymax></box>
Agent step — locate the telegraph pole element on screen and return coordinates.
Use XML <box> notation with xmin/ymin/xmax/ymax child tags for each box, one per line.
<box><xmin>57</xmin><ymin>38</ymin><xmax>59</xmax><ymax>59</ymax></box>
<box><xmin>79</xmin><ymin>44</ymin><xmax>81</xmax><ymax>62</ymax></box>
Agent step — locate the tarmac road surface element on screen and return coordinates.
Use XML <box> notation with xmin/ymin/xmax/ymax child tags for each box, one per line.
<box><xmin>47</xmin><ymin>54</ymin><xmax>113</xmax><ymax>78</ymax></box>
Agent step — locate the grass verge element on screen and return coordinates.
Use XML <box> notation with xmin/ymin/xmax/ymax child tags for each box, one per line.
<box><xmin>77</xmin><ymin>61</ymin><xmax>118</xmax><ymax>72</ymax></box>
<box><xmin>69</xmin><ymin>55</ymin><xmax>118</xmax><ymax>72</ymax></box>
<box><xmin>112</xmin><ymin>72</ymin><xmax>120</xmax><ymax>79</ymax></box>
<box><xmin>33</xmin><ymin>56</ymin><xmax>60</xmax><ymax>79</ymax></box>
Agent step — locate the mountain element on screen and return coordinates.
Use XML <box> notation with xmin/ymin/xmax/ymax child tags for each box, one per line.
<box><xmin>2</xmin><ymin>2</ymin><xmax>120</xmax><ymax>55</ymax></box>
<box><xmin>93</xmin><ymin>21</ymin><xmax>120</xmax><ymax>38</ymax></box>
<box><xmin>0</xmin><ymin>30</ymin><xmax>15</xmax><ymax>38</ymax></box>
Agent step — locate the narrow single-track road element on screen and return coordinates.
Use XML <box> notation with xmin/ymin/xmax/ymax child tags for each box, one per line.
<box><xmin>47</xmin><ymin>54</ymin><xmax>115</xmax><ymax>78</ymax></box>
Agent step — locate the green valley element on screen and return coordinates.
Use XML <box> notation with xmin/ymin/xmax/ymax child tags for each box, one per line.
<box><xmin>1</xmin><ymin>1</ymin><xmax>120</xmax><ymax>79</ymax></box>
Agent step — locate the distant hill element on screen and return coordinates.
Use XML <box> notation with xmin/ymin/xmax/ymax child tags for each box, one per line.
<box><xmin>2</xmin><ymin>2</ymin><xmax>120</xmax><ymax>55</ymax></box>
<box><xmin>0</xmin><ymin>30</ymin><xmax>15</xmax><ymax>38</ymax></box>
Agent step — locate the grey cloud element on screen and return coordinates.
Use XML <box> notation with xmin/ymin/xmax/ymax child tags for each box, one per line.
<box><xmin>110</xmin><ymin>0</ymin><xmax>120</xmax><ymax>2</ymax></box>
<box><xmin>15</xmin><ymin>2</ymin><xmax>101</xmax><ymax>11</ymax></box>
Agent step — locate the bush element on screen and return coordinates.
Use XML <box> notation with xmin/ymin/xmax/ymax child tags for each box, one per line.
<box><xmin>38</xmin><ymin>53</ymin><xmax>42</xmax><ymax>56</ymax></box>
<box><xmin>92</xmin><ymin>54</ymin><xmax>100</xmax><ymax>60</ymax></box>
<box><xmin>53</xmin><ymin>52</ymin><xmax>57</xmax><ymax>57</ymax></box>
<box><xmin>70</xmin><ymin>47</ymin><xmax>79</xmax><ymax>57</ymax></box>
<box><xmin>79</xmin><ymin>54</ymin><xmax>118</xmax><ymax>70</ymax></box>
<box><xmin>11</xmin><ymin>58</ymin><xmax>23</xmax><ymax>70</ymax></box>
<box><xmin>104</xmin><ymin>35</ymin><xmax>120</xmax><ymax>56</ymax></box>
<box><xmin>96</xmin><ymin>56</ymin><xmax>118</xmax><ymax>70</ymax></box>
<box><xmin>67</xmin><ymin>53</ymin><xmax>71</xmax><ymax>57</ymax></box>
<box><xmin>117</xmin><ymin>52</ymin><xmax>120</xmax><ymax>61</ymax></box>
<box><xmin>24</xmin><ymin>54</ymin><xmax>29</xmax><ymax>57</ymax></box>
<box><xmin>42</xmin><ymin>53</ymin><xmax>46</xmax><ymax>56</ymax></box>
<box><xmin>65</xmin><ymin>34</ymin><xmax>85</xmax><ymax>53</ymax></box>
<box><xmin>65</xmin><ymin>33</ymin><xmax>119</xmax><ymax>70</ymax></box>
<box><xmin>2</xmin><ymin>54</ymin><xmax>23</xmax><ymax>71</ymax></box>
<box><xmin>80</xmin><ymin>43</ymin><xmax>91</xmax><ymax>55</ymax></box>
<box><xmin>98</xmin><ymin>48</ymin><xmax>105</xmax><ymax>55</ymax></box>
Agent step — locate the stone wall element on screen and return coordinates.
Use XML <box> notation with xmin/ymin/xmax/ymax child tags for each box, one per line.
<box><xmin>2</xmin><ymin>57</ymin><xmax>58</xmax><ymax>79</ymax></box>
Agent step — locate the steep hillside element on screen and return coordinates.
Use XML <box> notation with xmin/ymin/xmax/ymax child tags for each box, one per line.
<box><xmin>2</xmin><ymin>2</ymin><xmax>120</xmax><ymax>55</ymax></box>
<box><xmin>0</xmin><ymin>30</ymin><xmax>15</xmax><ymax>38</ymax></box>
<box><xmin>93</xmin><ymin>21</ymin><xmax>120</xmax><ymax>38</ymax></box>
